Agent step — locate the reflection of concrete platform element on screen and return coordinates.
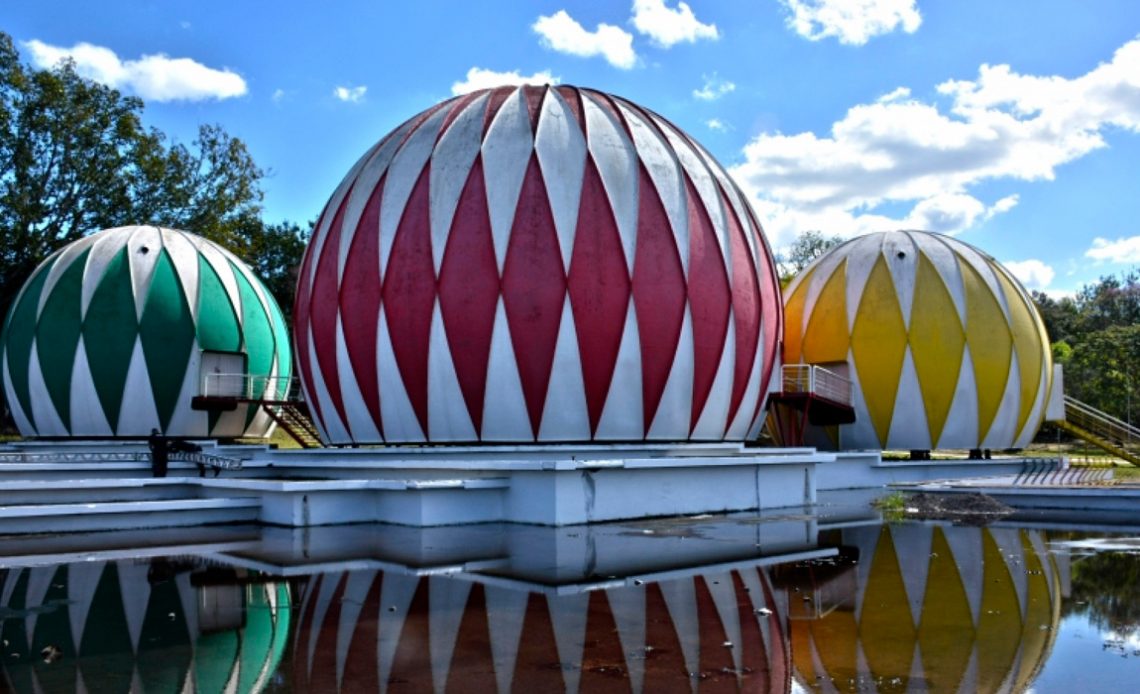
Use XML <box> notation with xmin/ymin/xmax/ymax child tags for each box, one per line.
<box><xmin>0</xmin><ymin>440</ymin><xmax>831</xmax><ymax>530</ymax></box>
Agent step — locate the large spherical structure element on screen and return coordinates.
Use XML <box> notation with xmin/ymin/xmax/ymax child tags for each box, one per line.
<box><xmin>295</xmin><ymin>85</ymin><xmax>782</xmax><ymax>444</ymax></box>
<box><xmin>784</xmin><ymin>230</ymin><xmax>1051</xmax><ymax>450</ymax></box>
<box><xmin>1</xmin><ymin>226</ymin><xmax>292</xmax><ymax>438</ymax></box>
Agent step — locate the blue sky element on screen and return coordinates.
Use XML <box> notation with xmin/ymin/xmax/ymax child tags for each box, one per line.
<box><xmin>4</xmin><ymin>0</ymin><xmax>1140</xmax><ymax>296</ymax></box>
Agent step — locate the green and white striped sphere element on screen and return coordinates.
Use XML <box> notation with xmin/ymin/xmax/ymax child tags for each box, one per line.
<box><xmin>1</xmin><ymin>226</ymin><xmax>292</xmax><ymax>438</ymax></box>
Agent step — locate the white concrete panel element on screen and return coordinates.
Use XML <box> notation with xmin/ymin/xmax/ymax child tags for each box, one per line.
<box><xmin>115</xmin><ymin>338</ymin><xmax>161</xmax><ymax>435</ymax></box>
<box><xmin>429</xmin><ymin>93</ymin><xmax>490</xmax><ymax>273</ymax></box>
<box><xmin>379</xmin><ymin>106</ymin><xmax>449</xmax><ymax>273</ymax></box>
<box><xmin>648</xmin><ymin>306</ymin><xmax>694</xmax><ymax>440</ymax></box>
<box><xmin>847</xmin><ymin>526</ymin><xmax>881</xmax><ymax>623</ymax></box>
<box><xmin>27</xmin><ymin>342</ymin><xmax>68</xmax><ymax>436</ymax></box>
<box><xmin>703</xmin><ymin>572</ymin><xmax>743</xmax><ymax>673</ymax></box>
<box><xmin>1044</xmin><ymin>364</ymin><xmax>1065</xmax><ymax>423</ymax></box>
<box><xmin>3</xmin><ymin>352</ymin><xmax>35</xmax><ymax>439</ymax></box>
<box><xmin>884</xmin><ymin>232</ymin><xmax>918</xmax><ymax>331</ymax></box>
<box><xmin>428</xmin><ymin>300</ymin><xmax>478</xmax><ymax>441</ymax></box>
<box><xmin>596</xmin><ymin>301</ymin><xmax>644</xmax><ymax>440</ymax></box>
<box><xmin>67</xmin><ymin>562</ymin><xmax>104</xmax><ymax>652</ymax></box>
<box><xmin>938</xmin><ymin>347</ymin><xmax>979</xmax><ymax>448</ymax></box>
<box><xmin>117</xmin><ymin>562</ymin><xmax>151</xmax><ymax>651</ymax></box>
<box><xmin>538</xmin><ymin>297</ymin><xmax>591</xmax><ymax>441</ymax></box>
<box><xmin>616</xmin><ymin>101</ymin><xmax>690</xmax><ymax>277</ymax></box>
<box><xmin>337</xmin><ymin>316</ymin><xmax>382</xmax><ymax>442</ymax></box>
<box><xmin>162</xmin><ymin>229</ymin><xmax>201</xmax><ymax>322</ymax></box>
<box><xmin>68</xmin><ymin>336</ymin><xmax>113</xmax><ymax>436</ymax></box>
<box><xmin>914</xmin><ymin>232</ymin><xmax>968</xmax><ymax>326</ymax></box>
<box><xmin>377</xmin><ymin>309</ymin><xmax>425</xmax><ymax>442</ymax></box>
<box><xmin>990</xmin><ymin>529</ymin><xmax>1029</xmax><ymax>621</ymax></box>
<box><xmin>306</xmin><ymin>572</ymin><xmax>346</xmax><ymax>676</ymax></box>
<box><xmin>954</xmin><ymin>243</ymin><xmax>1013</xmax><ymax>323</ymax></box>
<box><xmin>305</xmin><ymin>327</ymin><xmax>350</xmax><ymax>443</ymax></box>
<box><xmin>981</xmin><ymin>350</ymin><xmax>1020</xmax><ymax>449</ymax></box>
<box><xmin>340</xmin><ymin>116</ymin><xmax>429</xmax><ymax>282</ymax></box>
<box><xmin>37</xmin><ymin>232</ymin><xmax>98</xmax><ymax>315</ymax></box>
<box><xmin>547</xmin><ymin>593</ymin><xmax>590</xmax><ymax>693</ymax></box>
<box><xmin>485</xmin><ymin>586</ymin><xmax>529</xmax><ymax>694</ymax></box>
<box><xmin>481</xmin><ymin>299</ymin><xmax>533</xmax><ymax>441</ymax></box>
<box><xmin>481</xmin><ymin>88</ymin><xmax>535</xmax><ymax>272</ymax></box>
<box><xmin>887</xmin><ymin>348</ymin><xmax>931</xmax><ymax>450</ymax></box>
<box><xmin>691</xmin><ymin>320</ymin><xmax>735</xmax><ymax>440</ymax></box>
<box><xmin>81</xmin><ymin>228</ymin><xmax>131</xmax><ymax>319</ymax></box>
<box><xmin>581</xmin><ymin>92</ymin><xmax>639</xmax><ymax>275</ymax></box>
<box><xmin>535</xmin><ymin>89</ymin><xmax>588</xmax><ymax>275</ymax></box>
<box><xmin>125</xmin><ymin>226</ymin><xmax>163</xmax><ymax>321</ymax></box>
<box><xmin>726</xmin><ymin>321</ymin><xmax>765</xmax><ymax>440</ymax></box>
<box><xmin>941</xmin><ymin>528</ymin><xmax>984</xmax><ymax>627</ymax></box>
<box><xmin>23</xmin><ymin>566</ymin><xmax>56</xmax><ymax>641</ymax></box>
<box><xmin>161</xmin><ymin>342</ymin><xmax>204</xmax><ymax>437</ymax></box>
<box><xmin>336</xmin><ymin>571</ymin><xmax>378</xmax><ymax>690</ymax></box>
<box><xmin>193</xmin><ymin>238</ymin><xmax>243</xmax><ymax>328</ymax></box>
<box><xmin>843</xmin><ymin>234</ymin><xmax>886</xmax><ymax>332</ymax></box>
<box><xmin>838</xmin><ymin>347</ymin><xmax>879</xmax><ymax>450</ymax></box>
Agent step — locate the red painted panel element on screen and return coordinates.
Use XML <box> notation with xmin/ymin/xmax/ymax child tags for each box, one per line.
<box><xmin>293</xmin><ymin>203</ymin><xmax>323</xmax><ymax>428</ymax></box>
<box><xmin>578</xmin><ymin>591</ymin><xmax>631</xmax><ymax>692</ymax></box>
<box><xmin>694</xmin><ymin>577</ymin><xmax>737</xmax><ymax>690</ymax></box>
<box><xmin>382</xmin><ymin>167</ymin><xmax>436</xmax><ymax>435</ymax></box>
<box><xmin>685</xmin><ymin>175</ymin><xmax>731</xmax><ymax>434</ymax></box>
<box><xmin>342</xmin><ymin>574</ymin><xmax>382</xmax><ymax>690</ymax></box>
<box><xmin>501</xmin><ymin>154</ymin><xmax>567</xmax><ymax>437</ymax></box>
<box><xmin>745</xmin><ymin>203</ymin><xmax>784</xmax><ymax>429</ymax></box>
<box><xmin>569</xmin><ymin>156</ymin><xmax>632</xmax><ymax>434</ymax></box>
<box><xmin>340</xmin><ymin>178</ymin><xmax>385</xmax><ymax>437</ymax></box>
<box><xmin>438</xmin><ymin>157</ymin><xmax>499</xmax><ymax>434</ymax></box>
<box><xmin>553</xmin><ymin>85</ymin><xmax>586</xmax><ymax>136</ymax></box>
<box><xmin>311</xmin><ymin>188</ymin><xmax>353</xmax><ymax>430</ymax></box>
<box><xmin>309</xmin><ymin>574</ymin><xmax>347</xmax><ymax>692</ymax></box>
<box><xmin>445</xmin><ymin>583</ymin><xmax>497</xmax><ymax>693</ymax></box>
<box><xmin>513</xmin><ymin>594</ymin><xmax>564</xmax><ymax>691</ymax></box>
<box><xmin>733</xmin><ymin>571</ymin><xmax>771</xmax><ymax>693</ymax></box>
<box><xmin>723</xmin><ymin>188</ymin><xmax>761</xmax><ymax>429</ymax></box>
<box><xmin>388</xmin><ymin>578</ymin><xmax>432</xmax><ymax>688</ymax></box>
<box><xmin>522</xmin><ymin>84</ymin><xmax>546</xmax><ymax>134</ymax></box>
<box><xmin>644</xmin><ymin>583</ymin><xmax>689</xmax><ymax>688</ymax></box>
<box><xmin>632</xmin><ymin>163</ymin><xmax>686</xmax><ymax>435</ymax></box>
<box><xmin>482</xmin><ymin>87</ymin><xmax>515</xmax><ymax>137</ymax></box>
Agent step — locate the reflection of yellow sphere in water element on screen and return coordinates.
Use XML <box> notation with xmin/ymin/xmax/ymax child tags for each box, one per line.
<box><xmin>783</xmin><ymin>230</ymin><xmax>1052</xmax><ymax>450</ymax></box>
<box><xmin>783</xmin><ymin>525</ymin><xmax>1062</xmax><ymax>692</ymax></box>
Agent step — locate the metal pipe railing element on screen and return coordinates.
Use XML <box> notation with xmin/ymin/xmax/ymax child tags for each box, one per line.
<box><xmin>202</xmin><ymin>373</ymin><xmax>301</xmax><ymax>401</ymax></box>
<box><xmin>781</xmin><ymin>364</ymin><xmax>853</xmax><ymax>406</ymax></box>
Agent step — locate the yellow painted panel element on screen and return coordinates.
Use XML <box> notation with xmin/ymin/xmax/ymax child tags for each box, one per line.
<box><xmin>910</xmin><ymin>254</ymin><xmax>966</xmax><ymax>447</ymax></box>
<box><xmin>959</xmin><ymin>258</ymin><xmax>1013</xmax><ymax>443</ymax></box>
<box><xmin>977</xmin><ymin>531</ymin><xmax>1021</xmax><ymax>692</ymax></box>
<box><xmin>803</xmin><ymin>260</ymin><xmax>850</xmax><ymax>364</ymax></box>
<box><xmin>860</xmin><ymin>528</ymin><xmax>917</xmax><ymax>687</ymax></box>
<box><xmin>996</xmin><ymin>270</ymin><xmax>1047</xmax><ymax>439</ymax></box>
<box><xmin>1015</xmin><ymin>532</ymin><xmax>1054</xmax><ymax>690</ymax></box>
<box><xmin>810</xmin><ymin>610</ymin><xmax>859</xmax><ymax>687</ymax></box>
<box><xmin>783</xmin><ymin>266</ymin><xmax>814</xmax><ymax>364</ymax></box>
<box><xmin>918</xmin><ymin>528</ymin><xmax>975</xmax><ymax>693</ymax></box>
<box><xmin>851</xmin><ymin>256</ymin><xmax>908</xmax><ymax>447</ymax></box>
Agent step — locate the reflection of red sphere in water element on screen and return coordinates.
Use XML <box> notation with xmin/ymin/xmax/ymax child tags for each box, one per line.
<box><xmin>292</xmin><ymin>568</ymin><xmax>790</xmax><ymax>691</ymax></box>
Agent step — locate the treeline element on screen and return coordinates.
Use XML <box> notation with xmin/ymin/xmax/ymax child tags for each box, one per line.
<box><xmin>1033</xmin><ymin>273</ymin><xmax>1140</xmax><ymax>426</ymax></box>
<box><xmin>0</xmin><ymin>32</ymin><xmax>308</xmax><ymax>321</ymax></box>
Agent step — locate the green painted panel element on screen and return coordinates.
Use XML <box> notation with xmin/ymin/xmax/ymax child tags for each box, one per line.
<box><xmin>139</xmin><ymin>250</ymin><xmax>196</xmax><ymax>430</ymax></box>
<box><xmin>31</xmin><ymin>565</ymin><xmax>79</xmax><ymax>693</ymax></box>
<box><xmin>195</xmin><ymin>629</ymin><xmax>239</xmax><ymax>693</ymax></box>
<box><xmin>137</xmin><ymin>578</ymin><xmax>192</xmax><ymax>693</ymax></box>
<box><xmin>0</xmin><ymin>570</ymin><xmax>34</xmax><ymax>693</ymax></box>
<box><xmin>196</xmin><ymin>255</ymin><xmax>241</xmax><ymax>353</ymax></box>
<box><xmin>35</xmin><ymin>249</ymin><xmax>90</xmax><ymax>430</ymax></box>
<box><xmin>261</xmin><ymin>275</ymin><xmax>293</xmax><ymax>397</ymax></box>
<box><xmin>78</xmin><ymin>564</ymin><xmax>133</xmax><ymax>657</ymax></box>
<box><xmin>83</xmin><ymin>249</ymin><xmax>139</xmax><ymax>431</ymax></box>
<box><xmin>2</xmin><ymin>260</ymin><xmax>54</xmax><ymax>424</ymax></box>
<box><xmin>239</xmin><ymin>585</ymin><xmax>275</xmax><ymax>694</ymax></box>
<box><xmin>232</xmin><ymin>262</ymin><xmax>275</xmax><ymax>429</ymax></box>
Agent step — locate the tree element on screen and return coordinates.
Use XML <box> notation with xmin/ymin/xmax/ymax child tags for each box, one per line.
<box><xmin>776</xmin><ymin>230</ymin><xmax>844</xmax><ymax>285</ymax></box>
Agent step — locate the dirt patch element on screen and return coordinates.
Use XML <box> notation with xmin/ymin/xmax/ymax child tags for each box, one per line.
<box><xmin>896</xmin><ymin>491</ymin><xmax>1013</xmax><ymax>524</ymax></box>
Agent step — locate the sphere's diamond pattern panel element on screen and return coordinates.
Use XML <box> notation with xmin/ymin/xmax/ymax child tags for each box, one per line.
<box><xmin>295</xmin><ymin>85</ymin><xmax>783</xmax><ymax>444</ymax></box>
<box><xmin>783</xmin><ymin>230</ymin><xmax>1051</xmax><ymax>451</ymax></box>
<box><xmin>0</xmin><ymin>226</ymin><xmax>292</xmax><ymax>439</ymax></box>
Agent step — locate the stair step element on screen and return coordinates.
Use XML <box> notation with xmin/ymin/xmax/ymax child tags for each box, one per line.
<box><xmin>0</xmin><ymin>497</ymin><xmax>261</xmax><ymax>534</ymax></box>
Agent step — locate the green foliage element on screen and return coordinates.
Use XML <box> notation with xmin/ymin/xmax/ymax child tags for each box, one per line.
<box><xmin>777</xmin><ymin>230</ymin><xmax>844</xmax><ymax>285</ymax></box>
<box><xmin>0</xmin><ymin>31</ymin><xmax>305</xmax><ymax>320</ymax></box>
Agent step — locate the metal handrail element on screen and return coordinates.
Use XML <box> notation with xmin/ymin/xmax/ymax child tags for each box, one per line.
<box><xmin>781</xmin><ymin>364</ymin><xmax>853</xmax><ymax>406</ymax></box>
<box><xmin>202</xmin><ymin>373</ymin><xmax>302</xmax><ymax>401</ymax></box>
<box><xmin>1064</xmin><ymin>395</ymin><xmax>1140</xmax><ymax>447</ymax></box>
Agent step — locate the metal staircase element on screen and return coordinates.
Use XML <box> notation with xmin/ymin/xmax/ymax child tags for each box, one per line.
<box><xmin>192</xmin><ymin>374</ymin><xmax>324</xmax><ymax>449</ymax></box>
<box><xmin>1055</xmin><ymin>396</ymin><xmax>1140</xmax><ymax>465</ymax></box>
<box><xmin>263</xmin><ymin>401</ymin><xmax>323</xmax><ymax>449</ymax></box>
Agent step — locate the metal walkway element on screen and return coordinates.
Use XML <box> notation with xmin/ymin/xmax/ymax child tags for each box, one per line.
<box><xmin>1055</xmin><ymin>396</ymin><xmax>1140</xmax><ymax>466</ymax></box>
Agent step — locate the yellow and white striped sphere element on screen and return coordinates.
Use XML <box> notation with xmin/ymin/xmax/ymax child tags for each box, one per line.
<box><xmin>784</xmin><ymin>230</ymin><xmax>1052</xmax><ymax>451</ymax></box>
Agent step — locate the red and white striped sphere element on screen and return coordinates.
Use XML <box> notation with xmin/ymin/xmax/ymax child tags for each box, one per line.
<box><xmin>295</xmin><ymin>85</ymin><xmax>783</xmax><ymax>444</ymax></box>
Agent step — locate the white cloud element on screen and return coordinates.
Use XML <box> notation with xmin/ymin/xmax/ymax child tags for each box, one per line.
<box><xmin>706</xmin><ymin>118</ymin><xmax>729</xmax><ymax>132</ymax></box>
<box><xmin>631</xmin><ymin>0</ymin><xmax>719</xmax><ymax>47</ymax></box>
<box><xmin>877</xmin><ymin>86</ymin><xmax>910</xmax><ymax>103</ymax></box>
<box><xmin>533</xmin><ymin>10</ymin><xmax>637</xmax><ymax>69</ymax></box>
<box><xmin>333</xmin><ymin>85</ymin><xmax>367</xmax><ymax>103</ymax></box>
<box><xmin>730</xmin><ymin>37</ymin><xmax>1140</xmax><ymax>246</ymax></box>
<box><xmin>451</xmin><ymin>67</ymin><xmax>560</xmax><ymax>95</ymax></box>
<box><xmin>22</xmin><ymin>39</ymin><xmax>246</xmax><ymax>102</ymax></box>
<box><xmin>1003</xmin><ymin>259</ymin><xmax>1055</xmax><ymax>290</ymax></box>
<box><xmin>693</xmin><ymin>73</ymin><xmax>735</xmax><ymax>101</ymax></box>
<box><xmin>1086</xmin><ymin>236</ymin><xmax>1140</xmax><ymax>263</ymax></box>
<box><xmin>271</xmin><ymin>88</ymin><xmax>286</xmax><ymax>103</ymax></box>
<box><xmin>781</xmin><ymin>0</ymin><xmax>922</xmax><ymax>45</ymax></box>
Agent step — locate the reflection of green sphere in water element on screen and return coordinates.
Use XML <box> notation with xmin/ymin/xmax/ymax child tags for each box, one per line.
<box><xmin>780</xmin><ymin>525</ymin><xmax>1063</xmax><ymax>693</ymax></box>
<box><xmin>0</xmin><ymin>562</ymin><xmax>291</xmax><ymax>693</ymax></box>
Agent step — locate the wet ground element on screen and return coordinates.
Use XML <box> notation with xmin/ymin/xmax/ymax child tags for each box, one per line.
<box><xmin>2</xmin><ymin>490</ymin><xmax>1139</xmax><ymax>692</ymax></box>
